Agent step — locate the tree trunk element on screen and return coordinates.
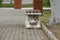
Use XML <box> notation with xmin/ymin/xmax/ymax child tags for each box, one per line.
<box><xmin>49</xmin><ymin>0</ymin><xmax>60</xmax><ymax>25</ymax></box>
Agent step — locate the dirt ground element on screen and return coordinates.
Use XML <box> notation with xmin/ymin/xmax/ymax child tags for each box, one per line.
<box><xmin>46</xmin><ymin>24</ymin><xmax>60</xmax><ymax>40</ymax></box>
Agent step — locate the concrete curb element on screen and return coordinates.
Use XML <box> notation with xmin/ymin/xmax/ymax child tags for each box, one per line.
<box><xmin>0</xmin><ymin>7</ymin><xmax>51</xmax><ymax>10</ymax></box>
<box><xmin>42</xmin><ymin>24</ymin><xmax>59</xmax><ymax>40</ymax></box>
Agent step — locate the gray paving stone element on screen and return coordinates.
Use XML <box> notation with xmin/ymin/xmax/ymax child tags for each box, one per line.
<box><xmin>0</xmin><ymin>9</ymin><xmax>49</xmax><ymax>40</ymax></box>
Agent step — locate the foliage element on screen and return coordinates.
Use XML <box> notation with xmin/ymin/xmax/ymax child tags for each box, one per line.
<box><xmin>0</xmin><ymin>0</ymin><xmax>3</xmax><ymax>7</ymax></box>
<box><xmin>40</xmin><ymin>10</ymin><xmax>51</xmax><ymax>24</ymax></box>
<box><xmin>1</xmin><ymin>4</ymin><xmax>14</xmax><ymax>8</ymax></box>
<box><xmin>43</xmin><ymin>0</ymin><xmax>50</xmax><ymax>7</ymax></box>
<box><xmin>0</xmin><ymin>4</ymin><xmax>33</xmax><ymax>8</ymax></box>
<box><xmin>22</xmin><ymin>4</ymin><xmax>33</xmax><ymax>8</ymax></box>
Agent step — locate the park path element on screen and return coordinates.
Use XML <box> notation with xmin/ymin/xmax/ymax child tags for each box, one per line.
<box><xmin>0</xmin><ymin>8</ymin><xmax>49</xmax><ymax>40</ymax></box>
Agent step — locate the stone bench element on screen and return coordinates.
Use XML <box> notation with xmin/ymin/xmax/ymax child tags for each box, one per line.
<box><xmin>25</xmin><ymin>9</ymin><xmax>42</xmax><ymax>28</ymax></box>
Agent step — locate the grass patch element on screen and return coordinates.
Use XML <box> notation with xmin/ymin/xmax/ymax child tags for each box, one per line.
<box><xmin>1</xmin><ymin>4</ymin><xmax>14</xmax><ymax>8</ymax></box>
<box><xmin>40</xmin><ymin>10</ymin><xmax>51</xmax><ymax>24</ymax></box>
<box><xmin>22</xmin><ymin>4</ymin><xmax>33</xmax><ymax>8</ymax></box>
<box><xmin>0</xmin><ymin>4</ymin><xmax>33</xmax><ymax>8</ymax></box>
<box><xmin>0</xmin><ymin>3</ymin><xmax>50</xmax><ymax>8</ymax></box>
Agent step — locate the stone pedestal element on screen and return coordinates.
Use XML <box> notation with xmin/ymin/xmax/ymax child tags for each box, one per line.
<box><xmin>25</xmin><ymin>10</ymin><xmax>42</xmax><ymax>28</ymax></box>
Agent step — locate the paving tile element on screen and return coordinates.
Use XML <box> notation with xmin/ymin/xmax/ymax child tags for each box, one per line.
<box><xmin>0</xmin><ymin>9</ymin><xmax>49</xmax><ymax>40</ymax></box>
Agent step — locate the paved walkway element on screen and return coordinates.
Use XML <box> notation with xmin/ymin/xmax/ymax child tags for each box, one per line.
<box><xmin>0</xmin><ymin>9</ymin><xmax>49</xmax><ymax>40</ymax></box>
<box><xmin>0</xmin><ymin>9</ymin><xmax>26</xmax><ymax>25</ymax></box>
<box><xmin>0</xmin><ymin>24</ymin><xmax>49</xmax><ymax>40</ymax></box>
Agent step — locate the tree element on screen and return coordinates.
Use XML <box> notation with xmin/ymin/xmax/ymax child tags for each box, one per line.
<box><xmin>48</xmin><ymin>0</ymin><xmax>60</xmax><ymax>25</ymax></box>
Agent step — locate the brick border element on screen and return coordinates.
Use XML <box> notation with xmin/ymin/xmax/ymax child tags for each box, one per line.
<box><xmin>42</xmin><ymin>24</ymin><xmax>59</xmax><ymax>40</ymax></box>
